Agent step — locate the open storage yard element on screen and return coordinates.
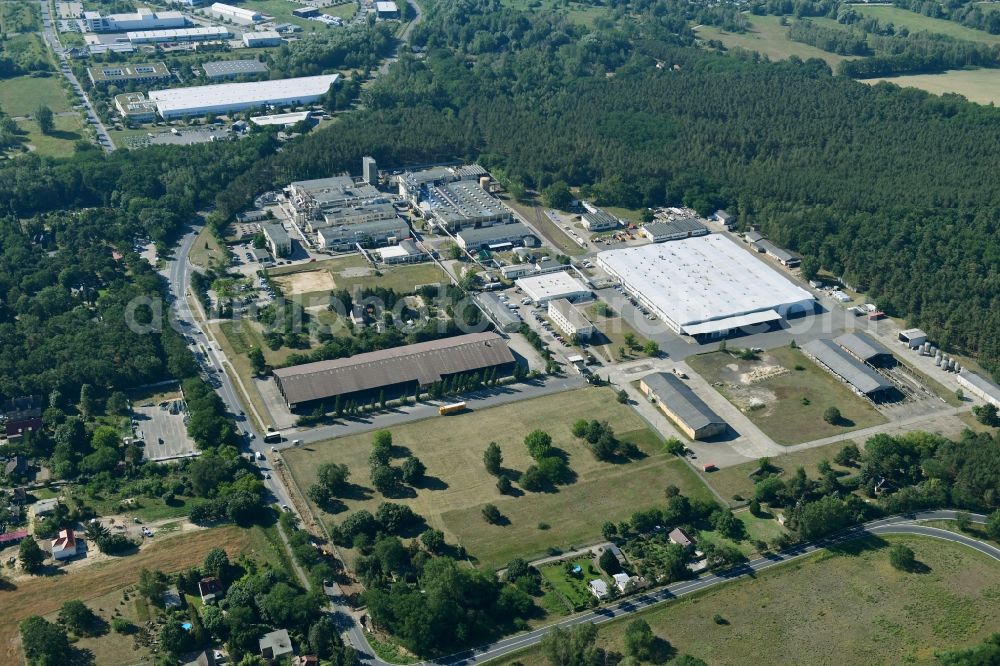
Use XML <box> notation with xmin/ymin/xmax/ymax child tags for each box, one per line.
<box><xmin>284</xmin><ymin>387</ymin><xmax>715</xmax><ymax>570</ymax></box>
<box><xmin>269</xmin><ymin>254</ymin><xmax>449</xmax><ymax>297</ymax></box>
<box><xmin>496</xmin><ymin>535</ymin><xmax>1000</xmax><ymax>666</ymax></box>
<box><xmin>687</xmin><ymin>347</ymin><xmax>888</xmax><ymax>446</ymax></box>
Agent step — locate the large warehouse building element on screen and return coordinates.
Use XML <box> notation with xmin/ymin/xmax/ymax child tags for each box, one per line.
<box><xmin>596</xmin><ymin>235</ymin><xmax>815</xmax><ymax>340</ymax></box>
<box><xmin>639</xmin><ymin>372</ymin><xmax>727</xmax><ymax>440</ymax></box>
<box><xmin>803</xmin><ymin>339</ymin><xmax>896</xmax><ymax>400</ymax></box>
<box><xmin>273</xmin><ymin>332</ymin><xmax>516</xmax><ymax>410</ymax></box>
<box><xmin>148</xmin><ymin>74</ymin><xmax>338</xmax><ymax>118</ymax></box>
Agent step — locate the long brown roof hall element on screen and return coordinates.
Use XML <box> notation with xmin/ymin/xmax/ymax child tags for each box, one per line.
<box><xmin>273</xmin><ymin>332</ymin><xmax>516</xmax><ymax>409</ymax></box>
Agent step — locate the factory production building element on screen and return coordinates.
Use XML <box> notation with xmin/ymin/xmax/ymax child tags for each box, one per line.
<box><xmin>456</xmin><ymin>222</ymin><xmax>537</xmax><ymax>252</ymax></box>
<box><xmin>478</xmin><ymin>292</ymin><xmax>523</xmax><ymax>333</ymax></box>
<box><xmin>317</xmin><ymin>217</ymin><xmax>411</xmax><ymax>251</ymax></box>
<box><xmin>639</xmin><ymin>372</ymin><xmax>727</xmax><ymax>440</ymax></box>
<box><xmin>516</xmin><ymin>272</ymin><xmax>591</xmax><ymax>305</ymax></box>
<box><xmin>312</xmin><ymin>200</ymin><xmax>398</xmax><ymax>232</ymax></box>
<box><xmin>148</xmin><ymin>73</ymin><xmax>338</xmax><ymax>118</ymax></box>
<box><xmin>83</xmin><ymin>8</ymin><xmax>187</xmax><ymax>32</ymax></box>
<box><xmin>957</xmin><ymin>370</ymin><xmax>1000</xmax><ymax>408</ymax></box>
<box><xmin>596</xmin><ymin>235</ymin><xmax>815</xmax><ymax>340</ymax></box>
<box><xmin>210</xmin><ymin>2</ymin><xmax>262</xmax><ymax>24</ymax></box>
<box><xmin>287</xmin><ymin>175</ymin><xmax>381</xmax><ymax>225</ymax></box>
<box><xmin>423</xmin><ymin>180</ymin><xmax>511</xmax><ymax>232</ymax></box>
<box><xmin>203</xmin><ymin>59</ymin><xmax>268</xmax><ymax>80</ymax></box>
<box><xmin>640</xmin><ymin>218</ymin><xmax>708</xmax><ymax>243</ymax></box>
<box><xmin>834</xmin><ymin>332</ymin><xmax>896</xmax><ymax>367</ymax></box>
<box><xmin>88</xmin><ymin>62</ymin><xmax>171</xmax><ymax>87</ymax></box>
<box><xmin>398</xmin><ymin>164</ymin><xmax>487</xmax><ymax>203</ymax></box>
<box><xmin>803</xmin><ymin>339</ymin><xmax>896</xmax><ymax>401</ymax></box>
<box><xmin>127</xmin><ymin>26</ymin><xmax>230</xmax><ymax>44</ymax></box>
<box><xmin>273</xmin><ymin>332</ymin><xmax>516</xmax><ymax>410</ymax></box>
<box><xmin>548</xmin><ymin>298</ymin><xmax>594</xmax><ymax>339</ymax></box>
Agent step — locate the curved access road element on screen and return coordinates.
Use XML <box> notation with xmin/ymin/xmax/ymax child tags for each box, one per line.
<box><xmin>344</xmin><ymin>511</ymin><xmax>999</xmax><ymax>666</ymax></box>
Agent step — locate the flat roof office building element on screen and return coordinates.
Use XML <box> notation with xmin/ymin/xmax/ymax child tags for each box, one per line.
<box><xmin>88</xmin><ymin>62</ymin><xmax>171</xmax><ymax>87</ymax></box>
<box><xmin>316</xmin><ymin>217</ymin><xmax>410</xmax><ymax>251</ymax></box>
<box><xmin>516</xmin><ymin>272</ymin><xmax>591</xmax><ymax>304</ymax></box>
<box><xmin>261</xmin><ymin>223</ymin><xmax>291</xmax><ymax>257</ymax></box>
<box><xmin>456</xmin><ymin>222</ymin><xmax>536</xmax><ymax>251</ymax></box>
<box><xmin>548</xmin><ymin>298</ymin><xmax>595</xmax><ymax>339</ymax></box>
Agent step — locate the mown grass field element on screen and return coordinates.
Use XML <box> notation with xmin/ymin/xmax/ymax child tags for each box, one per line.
<box><xmin>0</xmin><ymin>74</ymin><xmax>71</xmax><ymax>117</ymax></box>
<box><xmin>496</xmin><ymin>535</ymin><xmax>1000</xmax><ymax>666</ymax></box>
<box><xmin>687</xmin><ymin>347</ymin><xmax>887</xmax><ymax>446</ymax></box>
<box><xmin>696</xmin><ymin>15</ymin><xmax>853</xmax><ymax>68</ymax></box>
<box><xmin>863</xmin><ymin>69</ymin><xmax>1000</xmax><ymax>105</ymax></box>
<box><xmin>0</xmin><ymin>526</ymin><xmax>256</xmax><ymax>665</ymax></box>
<box><xmin>270</xmin><ymin>254</ymin><xmax>449</xmax><ymax>297</ymax></box>
<box><xmin>15</xmin><ymin>113</ymin><xmax>86</xmax><ymax>158</ymax></box>
<box><xmin>285</xmin><ymin>387</ymin><xmax>716</xmax><ymax>570</ymax></box>
<box><xmin>188</xmin><ymin>226</ymin><xmax>227</xmax><ymax>270</ymax></box>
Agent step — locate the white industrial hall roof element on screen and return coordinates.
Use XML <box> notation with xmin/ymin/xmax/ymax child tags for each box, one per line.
<box><xmin>597</xmin><ymin>234</ymin><xmax>814</xmax><ymax>334</ymax></box>
<box><xmin>149</xmin><ymin>74</ymin><xmax>339</xmax><ymax>118</ymax></box>
<box><xmin>516</xmin><ymin>271</ymin><xmax>590</xmax><ymax>303</ymax></box>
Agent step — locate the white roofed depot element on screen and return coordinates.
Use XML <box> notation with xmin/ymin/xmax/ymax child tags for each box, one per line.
<box><xmin>148</xmin><ymin>74</ymin><xmax>339</xmax><ymax>118</ymax></box>
<box><xmin>597</xmin><ymin>234</ymin><xmax>815</xmax><ymax>339</ymax></box>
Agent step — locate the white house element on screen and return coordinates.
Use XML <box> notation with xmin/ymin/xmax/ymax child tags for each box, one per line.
<box><xmin>51</xmin><ymin>529</ymin><xmax>77</xmax><ymax>560</ymax></box>
<box><xmin>588</xmin><ymin>579</ymin><xmax>609</xmax><ymax>599</ymax></box>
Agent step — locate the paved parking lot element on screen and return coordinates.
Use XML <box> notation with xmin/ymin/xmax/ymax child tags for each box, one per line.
<box><xmin>134</xmin><ymin>402</ymin><xmax>198</xmax><ymax>462</ymax></box>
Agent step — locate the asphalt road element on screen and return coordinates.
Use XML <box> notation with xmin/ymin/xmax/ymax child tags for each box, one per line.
<box><xmin>38</xmin><ymin>0</ymin><xmax>116</xmax><ymax>152</ymax></box>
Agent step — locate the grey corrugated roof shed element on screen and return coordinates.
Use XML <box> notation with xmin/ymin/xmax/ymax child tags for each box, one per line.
<box><xmin>755</xmin><ymin>239</ymin><xmax>796</xmax><ymax>263</ymax></box>
<box><xmin>643</xmin><ymin>218</ymin><xmax>707</xmax><ymax>239</ymax></box>
<box><xmin>479</xmin><ymin>292</ymin><xmax>522</xmax><ymax>331</ymax></box>
<box><xmin>803</xmin><ymin>339</ymin><xmax>893</xmax><ymax>395</ymax></box>
<box><xmin>274</xmin><ymin>332</ymin><xmax>514</xmax><ymax>405</ymax></box>
<box><xmin>202</xmin><ymin>59</ymin><xmax>268</xmax><ymax>78</ymax></box>
<box><xmin>641</xmin><ymin>372</ymin><xmax>726</xmax><ymax>433</ymax></box>
<box><xmin>834</xmin><ymin>332</ymin><xmax>892</xmax><ymax>362</ymax></box>
<box><xmin>457</xmin><ymin>221</ymin><xmax>532</xmax><ymax>245</ymax></box>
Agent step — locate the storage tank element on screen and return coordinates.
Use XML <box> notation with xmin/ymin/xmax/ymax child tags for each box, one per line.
<box><xmin>949</xmin><ymin>359</ymin><xmax>957</xmax><ymax>372</ymax></box>
<box><xmin>935</xmin><ymin>356</ymin><xmax>942</xmax><ymax>366</ymax></box>
<box><xmin>479</xmin><ymin>176</ymin><xmax>491</xmax><ymax>191</ymax></box>
<box><xmin>954</xmin><ymin>362</ymin><xmax>961</xmax><ymax>373</ymax></box>
<box><xmin>922</xmin><ymin>342</ymin><xmax>931</xmax><ymax>355</ymax></box>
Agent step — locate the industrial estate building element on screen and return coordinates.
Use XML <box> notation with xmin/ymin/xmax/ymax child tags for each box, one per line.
<box><xmin>581</xmin><ymin>209</ymin><xmax>621</xmax><ymax>232</ymax></box>
<box><xmin>834</xmin><ymin>332</ymin><xmax>895</xmax><ymax>367</ymax></box>
<box><xmin>313</xmin><ymin>201</ymin><xmax>397</xmax><ymax>232</ymax></box>
<box><xmin>210</xmin><ymin>2</ymin><xmax>262</xmax><ymax>23</ymax></box>
<box><xmin>376</xmin><ymin>239</ymin><xmax>427</xmax><ymax>264</ymax></box>
<box><xmin>456</xmin><ymin>222</ymin><xmax>537</xmax><ymax>251</ymax></box>
<box><xmin>639</xmin><ymin>372</ymin><xmax>727</xmax><ymax>440</ymax></box>
<box><xmin>114</xmin><ymin>93</ymin><xmax>159</xmax><ymax>121</ymax></box>
<box><xmin>127</xmin><ymin>25</ymin><xmax>230</xmax><ymax>44</ymax></box>
<box><xmin>754</xmin><ymin>239</ymin><xmax>800</xmax><ymax>267</ymax></box>
<box><xmin>88</xmin><ymin>62</ymin><xmax>171</xmax><ymax>87</ymax></box>
<box><xmin>287</xmin><ymin>175</ymin><xmax>381</xmax><ymax>225</ymax></box>
<box><xmin>639</xmin><ymin>218</ymin><xmax>707</xmax><ymax>243</ymax></box>
<box><xmin>148</xmin><ymin>73</ymin><xmax>338</xmax><ymax>118</ymax></box>
<box><xmin>803</xmin><ymin>339</ymin><xmax>895</xmax><ymax>400</ymax></box>
<box><xmin>478</xmin><ymin>293</ymin><xmax>523</xmax><ymax>333</ymax></box>
<box><xmin>957</xmin><ymin>370</ymin><xmax>1000</xmax><ymax>408</ymax></box>
<box><xmin>316</xmin><ymin>218</ymin><xmax>410</xmax><ymax>251</ymax></box>
<box><xmin>243</xmin><ymin>30</ymin><xmax>282</xmax><ymax>47</ymax></box>
<box><xmin>261</xmin><ymin>223</ymin><xmax>291</xmax><ymax>257</ymax></box>
<box><xmin>423</xmin><ymin>180</ymin><xmax>511</xmax><ymax>231</ymax></box>
<box><xmin>597</xmin><ymin>235</ymin><xmax>815</xmax><ymax>339</ymax></box>
<box><xmin>712</xmin><ymin>210</ymin><xmax>735</xmax><ymax>230</ymax></box>
<box><xmin>82</xmin><ymin>8</ymin><xmax>187</xmax><ymax>32</ymax></box>
<box><xmin>273</xmin><ymin>332</ymin><xmax>516</xmax><ymax>409</ymax></box>
<box><xmin>515</xmin><ymin>272</ymin><xmax>591</xmax><ymax>304</ymax></box>
<box><xmin>203</xmin><ymin>59</ymin><xmax>269</xmax><ymax>79</ymax></box>
<box><xmin>548</xmin><ymin>299</ymin><xmax>595</xmax><ymax>339</ymax></box>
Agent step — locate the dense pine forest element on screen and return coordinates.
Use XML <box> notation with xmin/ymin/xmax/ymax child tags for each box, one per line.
<box><xmin>0</xmin><ymin>0</ymin><xmax>998</xmax><ymax>396</ymax></box>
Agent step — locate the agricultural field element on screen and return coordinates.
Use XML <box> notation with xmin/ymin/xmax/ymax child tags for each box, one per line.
<box><xmin>687</xmin><ymin>347</ymin><xmax>888</xmax><ymax>446</ymax></box>
<box><xmin>0</xmin><ymin>526</ymin><xmax>257</xmax><ymax>665</ymax></box>
<box><xmin>702</xmin><ymin>439</ymin><xmax>859</xmax><ymax>502</ymax></box>
<box><xmin>269</xmin><ymin>254</ymin><xmax>448</xmax><ymax>297</ymax></box>
<box><xmin>696</xmin><ymin>15</ymin><xmax>854</xmax><ymax>68</ymax></box>
<box><xmin>863</xmin><ymin>69</ymin><xmax>1000</xmax><ymax>106</ymax></box>
<box><xmin>0</xmin><ymin>74</ymin><xmax>72</xmax><ymax>117</ymax></box>
<box><xmin>284</xmin><ymin>387</ymin><xmax>716</xmax><ymax>570</ymax></box>
<box><xmin>496</xmin><ymin>535</ymin><xmax>1000</xmax><ymax>666</ymax></box>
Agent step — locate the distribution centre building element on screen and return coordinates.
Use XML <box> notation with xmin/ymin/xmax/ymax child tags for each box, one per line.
<box><xmin>639</xmin><ymin>372</ymin><xmax>727</xmax><ymax>440</ymax></box>
<box><xmin>273</xmin><ymin>332</ymin><xmax>516</xmax><ymax>410</ymax></box>
<box><xmin>596</xmin><ymin>235</ymin><xmax>815</xmax><ymax>340</ymax></box>
<box><xmin>516</xmin><ymin>272</ymin><xmax>591</xmax><ymax>304</ymax></box>
<box><xmin>148</xmin><ymin>74</ymin><xmax>338</xmax><ymax>118</ymax></box>
<box><xmin>803</xmin><ymin>339</ymin><xmax>896</xmax><ymax>400</ymax></box>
